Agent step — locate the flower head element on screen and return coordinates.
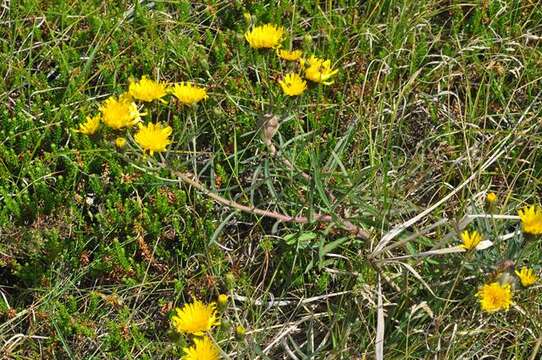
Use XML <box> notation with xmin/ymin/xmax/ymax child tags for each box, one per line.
<box><xmin>518</xmin><ymin>205</ymin><xmax>542</xmax><ymax>235</ymax></box>
<box><xmin>134</xmin><ymin>122</ymin><xmax>172</xmax><ymax>155</ymax></box>
<box><xmin>277</xmin><ymin>49</ymin><xmax>302</xmax><ymax>61</ymax></box>
<box><xmin>244</xmin><ymin>24</ymin><xmax>284</xmax><ymax>49</ymax></box>
<box><xmin>128</xmin><ymin>75</ymin><xmax>167</xmax><ymax>102</ymax></box>
<box><xmin>75</xmin><ymin>114</ymin><xmax>100</xmax><ymax>135</ymax></box>
<box><xmin>278</xmin><ymin>73</ymin><xmax>307</xmax><ymax>96</ymax></box>
<box><xmin>303</xmin><ymin>56</ymin><xmax>339</xmax><ymax>85</ymax></box>
<box><xmin>486</xmin><ymin>192</ymin><xmax>497</xmax><ymax>203</ymax></box>
<box><xmin>171</xmin><ymin>300</ymin><xmax>219</xmax><ymax>336</ymax></box>
<box><xmin>477</xmin><ymin>282</ymin><xmax>512</xmax><ymax>313</ymax></box>
<box><xmin>115</xmin><ymin>137</ymin><xmax>127</xmax><ymax>148</ymax></box>
<box><xmin>99</xmin><ymin>95</ymin><xmax>142</xmax><ymax>129</ymax></box>
<box><xmin>182</xmin><ymin>336</ymin><xmax>220</xmax><ymax>360</ymax></box>
<box><xmin>460</xmin><ymin>230</ymin><xmax>482</xmax><ymax>250</ymax></box>
<box><xmin>170</xmin><ymin>82</ymin><xmax>208</xmax><ymax>105</ymax></box>
<box><xmin>515</xmin><ymin>267</ymin><xmax>537</xmax><ymax>287</ymax></box>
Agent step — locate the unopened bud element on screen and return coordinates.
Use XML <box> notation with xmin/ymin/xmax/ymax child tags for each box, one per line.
<box><xmin>218</xmin><ymin>294</ymin><xmax>228</xmax><ymax>307</ymax></box>
<box><xmin>235</xmin><ymin>325</ymin><xmax>246</xmax><ymax>339</ymax></box>
<box><xmin>115</xmin><ymin>137</ymin><xmax>127</xmax><ymax>148</ymax></box>
<box><xmin>486</xmin><ymin>192</ymin><xmax>497</xmax><ymax>203</ymax></box>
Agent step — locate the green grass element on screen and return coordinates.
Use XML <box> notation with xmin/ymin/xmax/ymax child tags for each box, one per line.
<box><xmin>1</xmin><ymin>0</ymin><xmax>542</xmax><ymax>358</ymax></box>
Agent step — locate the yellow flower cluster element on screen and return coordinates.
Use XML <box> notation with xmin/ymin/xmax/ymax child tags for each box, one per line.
<box><xmin>468</xmin><ymin>198</ymin><xmax>542</xmax><ymax>313</ymax></box>
<box><xmin>171</xmin><ymin>297</ymin><xmax>228</xmax><ymax>360</ymax></box>
<box><xmin>244</xmin><ymin>22</ymin><xmax>339</xmax><ymax>97</ymax></box>
<box><xmin>74</xmin><ymin>76</ymin><xmax>208</xmax><ymax>156</ymax></box>
<box><xmin>460</xmin><ymin>201</ymin><xmax>541</xmax><ymax>314</ymax></box>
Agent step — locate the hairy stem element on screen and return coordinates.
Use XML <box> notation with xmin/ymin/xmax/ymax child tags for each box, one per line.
<box><xmin>172</xmin><ymin>171</ymin><xmax>370</xmax><ymax>240</ymax></box>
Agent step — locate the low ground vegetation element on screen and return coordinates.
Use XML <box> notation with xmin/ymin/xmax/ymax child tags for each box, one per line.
<box><xmin>1</xmin><ymin>1</ymin><xmax>542</xmax><ymax>358</ymax></box>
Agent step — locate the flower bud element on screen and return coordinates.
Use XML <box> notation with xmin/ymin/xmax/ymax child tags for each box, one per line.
<box><xmin>218</xmin><ymin>294</ymin><xmax>228</xmax><ymax>308</ymax></box>
<box><xmin>235</xmin><ymin>325</ymin><xmax>246</xmax><ymax>339</ymax></box>
<box><xmin>225</xmin><ymin>272</ymin><xmax>235</xmax><ymax>289</ymax></box>
<box><xmin>243</xmin><ymin>12</ymin><xmax>251</xmax><ymax>24</ymax></box>
<box><xmin>115</xmin><ymin>137</ymin><xmax>127</xmax><ymax>148</ymax></box>
<box><xmin>486</xmin><ymin>192</ymin><xmax>497</xmax><ymax>203</ymax></box>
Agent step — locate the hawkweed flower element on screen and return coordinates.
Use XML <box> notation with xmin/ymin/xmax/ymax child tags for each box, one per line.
<box><xmin>170</xmin><ymin>82</ymin><xmax>208</xmax><ymax>105</ymax></box>
<box><xmin>100</xmin><ymin>95</ymin><xmax>142</xmax><ymax>129</ymax></box>
<box><xmin>134</xmin><ymin>122</ymin><xmax>172</xmax><ymax>156</ymax></box>
<box><xmin>278</xmin><ymin>73</ymin><xmax>307</xmax><ymax>96</ymax></box>
<box><xmin>115</xmin><ymin>137</ymin><xmax>127</xmax><ymax>148</ymax></box>
<box><xmin>515</xmin><ymin>267</ymin><xmax>537</xmax><ymax>287</ymax></box>
<box><xmin>460</xmin><ymin>230</ymin><xmax>482</xmax><ymax>250</ymax></box>
<box><xmin>182</xmin><ymin>336</ymin><xmax>220</xmax><ymax>360</ymax></box>
<box><xmin>303</xmin><ymin>55</ymin><xmax>339</xmax><ymax>85</ymax></box>
<box><xmin>518</xmin><ymin>205</ymin><xmax>542</xmax><ymax>235</ymax></box>
<box><xmin>477</xmin><ymin>282</ymin><xmax>512</xmax><ymax>313</ymax></box>
<box><xmin>128</xmin><ymin>75</ymin><xmax>167</xmax><ymax>102</ymax></box>
<box><xmin>277</xmin><ymin>49</ymin><xmax>302</xmax><ymax>61</ymax></box>
<box><xmin>486</xmin><ymin>192</ymin><xmax>497</xmax><ymax>204</ymax></box>
<box><xmin>244</xmin><ymin>24</ymin><xmax>284</xmax><ymax>49</ymax></box>
<box><xmin>171</xmin><ymin>300</ymin><xmax>220</xmax><ymax>336</ymax></box>
<box><xmin>75</xmin><ymin>114</ymin><xmax>100</xmax><ymax>135</ymax></box>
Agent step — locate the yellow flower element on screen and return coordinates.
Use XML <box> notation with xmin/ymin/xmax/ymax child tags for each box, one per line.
<box><xmin>99</xmin><ymin>95</ymin><xmax>142</xmax><ymax>129</ymax></box>
<box><xmin>303</xmin><ymin>55</ymin><xmax>339</xmax><ymax>85</ymax></box>
<box><xmin>277</xmin><ymin>49</ymin><xmax>302</xmax><ymax>61</ymax></box>
<box><xmin>460</xmin><ymin>230</ymin><xmax>482</xmax><ymax>250</ymax></box>
<box><xmin>518</xmin><ymin>205</ymin><xmax>542</xmax><ymax>235</ymax></box>
<box><xmin>217</xmin><ymin>294</ymin><xmax>228</xmax><ymax>307</ymax></box>
<box><xmin>183</xmin><ymin>336</ymin><xmax>220</xmax><ymax>360</ymax></box>
<box><xmin>244</xmin><ymin>24</ymin><xmax>284</xmax><ymax>49</ymax></box>
<box><xmin>171</xmin><ymin>300</ymin><xmax>219</xmax><ymax>336</ymax></box>
<box><xmin>170</xmin><ymin>82</ymin><xmax>208</xmax><ymax>105</ymax></box>
<box><xmin>75</xmin><ymin>114</ymin><xmax>100</xmax><ymax>135</ymax></box>
<box><xmin>278</xmin><ymin>73</ymin><xmax>307</xmax><ymax>96</ymax></box>
<box><xmin>477</xmin><ymin>282</ymin><xmax>512</xmax><ymax>313</ymax></box>
<box><xmin>486</xmin><ymin>192</ymin><xmax>497</xmax><ymax>203</ymax></box>
<box><xmin>115</xmin><ymin>137</ymin><xmax>127</xmax><ymax>148</ymax></box>
<box><xmin>515</xmin><ymin>267</ymin><xmax>537</xmax><ymax>287</ymax></box>
<box><xmin>128</xmin><ymin>75</ymin><xmax>167</xmax><ymax>102</ymax></box>
<box><xmin>134</xmin><ymin>122</ymin><xmax>172</xmax><ymax>155</ymax></box>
